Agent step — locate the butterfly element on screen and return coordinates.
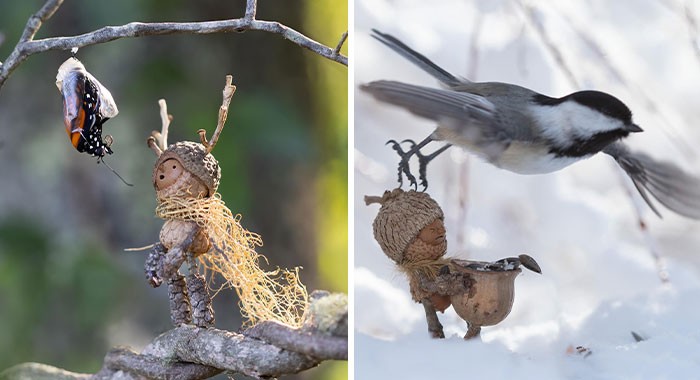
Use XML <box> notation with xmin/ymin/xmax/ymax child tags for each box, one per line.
<box><xmin>55</xmin><ymin>57</ymin><xmax>118</xmax><ymax>157</ymax></box>
<box><xmin>55</xmin><ymin>56</ymin><xmax>132</xmax><ymax>186</ymax></box>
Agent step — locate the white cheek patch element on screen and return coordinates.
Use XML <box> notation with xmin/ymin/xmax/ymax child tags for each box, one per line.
<box><xmin>530</xmin><ymin>102</ymin><xmax>625</xmax><ymax>146</ymax></box>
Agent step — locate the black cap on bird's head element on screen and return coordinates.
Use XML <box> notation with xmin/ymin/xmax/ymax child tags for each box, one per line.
<box><xmin>568</xmin><ymin>90</ymin><xmax>642</xmax><ymax>133</ymax></box>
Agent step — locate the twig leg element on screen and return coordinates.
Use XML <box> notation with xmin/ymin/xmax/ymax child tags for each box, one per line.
<box><xmin>421</xmin><ymin>299</ymin><xmax>444</xmax><ymax>339</ymax></box>
<box><xmin>464</xmin><ymin>323</ymin><xmax>481</xmax><ymax>340</ymax></box>
<box><xmin>187</xmin><ymin>271</ymin><xmax>215</xmax><ymax>328</ymax></box>
<box><xmin>168</xmin><ymin>273</ymin><xmax>192</xmax><ymax>326</ymax></box>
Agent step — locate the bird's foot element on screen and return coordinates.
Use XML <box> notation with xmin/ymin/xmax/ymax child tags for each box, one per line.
<box><xmin>386</xmin><ymin>139</ymin><xmax>419</xmax><ymax>189</ymax></box>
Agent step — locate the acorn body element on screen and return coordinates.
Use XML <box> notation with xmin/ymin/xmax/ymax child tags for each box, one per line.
<box><xmin>159</xmin><ymin>220</ymin><xmax>211</xmax><ymax>256</ymax></box>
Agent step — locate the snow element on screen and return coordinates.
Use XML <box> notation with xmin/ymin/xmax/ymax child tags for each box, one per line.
<box><xmin>354</xmin><ymin>1</ymin><xmax>700</xmax><ymax>379</ymax></box>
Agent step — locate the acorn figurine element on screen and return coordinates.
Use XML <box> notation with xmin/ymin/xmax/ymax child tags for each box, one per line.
<box><xmin>365</xmin><ymin>189</ymin><xmax>470</xmax><ymax>338</ymax></box>
<box><xmin>143</xmin><ymin>76</ymin><xmax>308</xmax><ymax>329</ymax></box>
<box><xmin>366</xmin><ymin>188</ymin><xmax>541</xmax><ymax>339</ymax></box>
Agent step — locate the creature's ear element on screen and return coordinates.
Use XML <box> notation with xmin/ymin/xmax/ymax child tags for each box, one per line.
<box><xmin>198</xmin><ymin>75</ymin><xmax>236</xmax><ymax>153</ymax></box>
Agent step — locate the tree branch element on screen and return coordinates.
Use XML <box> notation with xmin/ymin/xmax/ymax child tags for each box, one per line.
<box><xmin>0</xmin><ymin>291</ymin><xmax>347</xmax><ymax>380</ymax></box>
<box><xmin>0</xmin><ymin>0</ymin><xmax>348</xmax><ymax>91</ymax></box>
<box><xmin>244</xmin><ymin>320</ymin><xmax>348</xmax><ymax>360</ymax></box>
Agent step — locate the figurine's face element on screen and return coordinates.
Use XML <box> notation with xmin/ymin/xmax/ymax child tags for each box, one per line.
<box><xmin>418</xmin><ymin>218</ymin><xmax>446</xmax><ymax>246</ymax></box>
<box><xmin>403</xmin><ymin>218</ymin><xmax>447</xmax><ymax>262</ymax></box>
<box><xmin>155</xmin><ymin>158</ymin><xmax>184</xmax><ymax>191</ymax></box>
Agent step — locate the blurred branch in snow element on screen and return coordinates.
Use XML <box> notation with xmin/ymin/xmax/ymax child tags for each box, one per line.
<box><xmin>684</xmin><ymin>3</ymin><xmax>700</xmax><ymax>66</ymax></box>
<box><xmin>617</xmin><ymin>171</ymin><xmax>669</xmax><ymax>284</ymax></box>
<box><xmin>0</xmin><ymin>291</ymin><xmax>348</xmax><ymax>380</ymax></box>
<box><xmin>516</xmin><ymin>0</ymin><xmax>580</xmax><ymax>88</ymax></box>
<box><xmin>0</xmin><ymin>0</ymin><xmax>348</xmax><ymax>91</ymax></box>
<box><xmin>448</xmin><ymin>15</ymin><xmax>484</xmax><ymax>250</ymax></box>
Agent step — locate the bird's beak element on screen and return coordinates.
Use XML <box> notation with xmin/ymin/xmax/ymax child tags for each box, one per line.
<box><xmin>627</xmin><ymin>123</ymin><xmax>643</xmax><ymax>133</ymax></box>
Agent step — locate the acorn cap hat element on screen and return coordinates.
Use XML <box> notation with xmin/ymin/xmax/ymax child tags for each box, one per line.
<box><xmin>366</xmin><ymin>189</ymin><xmax>444</xmax><ymax>263</ymax></box>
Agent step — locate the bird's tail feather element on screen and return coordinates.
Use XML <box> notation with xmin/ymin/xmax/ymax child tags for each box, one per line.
<box><xmin>604</xmin><ymin>143</ymin><xmax>700</xmax><ymax>219</ymax></box>
<box><xmin>370</xmin><ymin>29</ymin><xmax>464</xmax><ymax>87</ymax></box>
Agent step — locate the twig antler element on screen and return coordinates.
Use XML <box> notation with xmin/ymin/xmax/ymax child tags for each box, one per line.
<box><xmin>147</xmin><ymin>99</ymin><xmax>173</xmax><ymax>156</ymax></box>
<box><xmin>198</xmin><ymin>75</ymin><xmax>236</xmax><ymax>153</ymax></box>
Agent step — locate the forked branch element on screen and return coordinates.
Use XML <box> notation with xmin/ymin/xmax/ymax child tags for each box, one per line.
<box><xmin>0</xmin><ymin>0</ymin><xmax>348</xmax><ymax>91</ymax></box>
<box><xmin>199</xmin><ymin>75</ymin><xmax>236</xmax><ymax>153</ymax></box>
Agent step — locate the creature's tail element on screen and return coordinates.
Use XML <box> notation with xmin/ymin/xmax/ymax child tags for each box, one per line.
<box><xmin>604</xmin><ymin>142</ymin><xmax>700</xmax><ymax>219</ymax></box>
<box><xmin>370</xmin><ymin>29</ymin><xmax>464</xmax><ymax>87</ymax></box>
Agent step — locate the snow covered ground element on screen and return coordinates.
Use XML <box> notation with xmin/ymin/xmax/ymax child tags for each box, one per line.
<box><xmin>354</xmin><ymin>1</ymin><xmax>700</xmax><ymax>378</ymax></box>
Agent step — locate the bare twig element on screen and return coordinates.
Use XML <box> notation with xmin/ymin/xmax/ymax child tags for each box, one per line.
<box><xmin>333</xmin><ymin>31</ymin><xmax>348</xmax><ymax>57</ymax></box>
<box><xmin>1</xmin><ymin>291</ymin><xmax>348</xmax><ymax>380</ymax></box>
<box><xmin>157</xmin><ymin>99</ymin><xmax>171</xmax><ymax>150</ymax></box>
<box><xmin>245</xmin><ymin>0</ymin><xmax>257</xmax><ymax>21</ymax></box>
<box><xmin>147</xmin><ymin>99</ymin><xmax>172</xmax><ymax>156</ymax></box>
<box><xmin>198</xmin><ymin>75</ymin><xmax>236</xmax><ymax>153</ymax></box>
<box><xmin>517</xmin><ymin>0</ymin><xmax>580</xmax><ymax>88</ymax></box>
<box><xmin>0</xmin><ymin>0</ymin><xmax>347</xmax><ymax>90</ymax></box>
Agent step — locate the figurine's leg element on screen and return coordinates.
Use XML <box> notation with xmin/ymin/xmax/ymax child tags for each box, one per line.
<box><xmin>187</xmin><ymin>271</ymin><xmax>215</xmax><ymax>328</ymax></box>
<box><xmin>156</xmin><ymin>223</ymin><xmax>199</xmax><ymax>326</ymax></box>
<box><xmin>168</xmin><ymin>273</ymin><xmax>192</xmax><ymax>326</ymax></box>
<box><xmin>145</xmin><ymin>243</ymin><xmax>166</xmax><ymax>287</ymax></box>
<box><xmin>421</xmin><ymin>298</ymin><xmax>445</xmax><ymax>339</ymax></box>
<box><xmin>464</xmin><ymin>323</ymin><xmax>481</xmax><ymax>340</ymax></box>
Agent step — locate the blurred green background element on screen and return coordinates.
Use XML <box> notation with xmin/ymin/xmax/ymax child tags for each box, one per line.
<box><xmin>0</xmin><ymin>1</ymin><xmax>347</xmax><ymax>379</ymax></box>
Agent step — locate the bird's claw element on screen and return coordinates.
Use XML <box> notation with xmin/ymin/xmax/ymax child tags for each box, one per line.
<box><xmin>386</xmin><ymin>139</ymin><xmax>420</xmax><ymax>189</ymax></box>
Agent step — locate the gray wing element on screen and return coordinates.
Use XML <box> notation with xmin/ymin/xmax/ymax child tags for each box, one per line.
<box><xmin>361</xmin><ymin>80</ymin><xmax>494</xmax><ymax>122</ymax></box>
<box><xmin>604</xmin><ymin>142</ymin><xmax>700</xmax><ymax>219</ymax></box>
<box><xmin>361</xmin><ymin>80</ymin><xmax>515</xmax><ymax>160</ymax></box>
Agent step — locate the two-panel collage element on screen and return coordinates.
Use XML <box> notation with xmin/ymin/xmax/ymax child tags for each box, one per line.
<box><xmin>2</xmin><ymin>1</ymin><xmax>700</xmax><ymax>379</ymax></box>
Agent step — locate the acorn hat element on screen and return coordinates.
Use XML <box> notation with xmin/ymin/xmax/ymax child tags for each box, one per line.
<box><xmin>365</xmin><ymin>188</ymin><xmax>444</xmax><ymax>263</ymax></box>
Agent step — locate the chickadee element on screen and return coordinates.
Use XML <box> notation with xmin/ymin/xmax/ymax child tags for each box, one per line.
<box><xmin>361</xmin><ymin>29</ymin><xmax>700</xmax><ymax>219</ymax></box>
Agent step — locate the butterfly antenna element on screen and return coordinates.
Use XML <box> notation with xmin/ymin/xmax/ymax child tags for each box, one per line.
<box><xmin>98</xmin><ymin>156</ymin><xmax>133</xmax><ymax>187</ymax></box>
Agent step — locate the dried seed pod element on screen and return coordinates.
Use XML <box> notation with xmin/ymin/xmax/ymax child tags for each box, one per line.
<box><xmin>449</xmin><ymin>259</ymin><xmax>521</xmax><ymax>340</ymax></box>
<box><xmin>518</xmin><ymin>254</ymin><xmax>542</xmax><ymax>274</ymax></box>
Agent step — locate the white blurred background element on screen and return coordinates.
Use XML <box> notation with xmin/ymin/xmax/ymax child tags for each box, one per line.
<box><xmin>354</xmin><ymin>0</ymin><xmax>700</xmax><ymax>378</ymax></box>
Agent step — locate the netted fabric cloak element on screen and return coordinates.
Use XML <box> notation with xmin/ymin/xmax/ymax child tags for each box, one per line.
<box><xmin>156</xmin><ymin>192</ymin><xmax>308</xmax><ymax>328</ymax></box>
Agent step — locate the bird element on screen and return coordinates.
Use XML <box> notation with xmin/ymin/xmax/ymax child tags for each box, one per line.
<box><xmin>361</xmin><ymin>29</ymin><xmax>700</xmax><ymax>219</ymax></box>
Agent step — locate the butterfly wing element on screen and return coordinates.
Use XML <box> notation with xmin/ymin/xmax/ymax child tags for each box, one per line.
<box><xmin>56</xmin><ymin>57</ymin><xmax>117</xmax><ymax>157</ymax></box>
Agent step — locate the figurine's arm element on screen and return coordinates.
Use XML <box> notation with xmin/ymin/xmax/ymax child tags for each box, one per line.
<box><xmin>418</xmin><ymin>267</ymin><xmax>474</xmax><ymax>296</ymax></box>
<box><xmin>145</xmin><ymin>243</ymin><xmax>166</xmax><ymax>287</ymax></box>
